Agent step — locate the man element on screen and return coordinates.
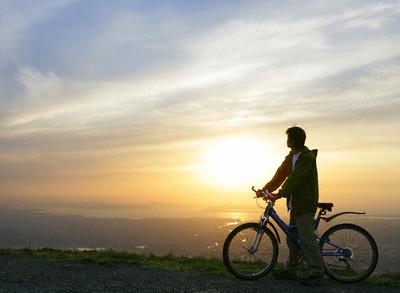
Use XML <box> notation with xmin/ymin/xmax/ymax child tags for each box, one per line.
<box><xmin>258</xmin><ymin>126</ymin><xmax>324</xmax><ymax>286</ymax></box>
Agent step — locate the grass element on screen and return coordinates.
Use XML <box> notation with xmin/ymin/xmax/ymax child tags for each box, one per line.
<box><xmin>367</xmin><ymin>273</ymin><xmax>400</xmax><ymax>288</ymax></box>
<box><xmin>0</xmin><ymin>248</ymin><xmax>398</xmax><ymax>287</ymax></box>
<box><xmin>0</xmin><ymin>248</ymin><xmax>227</xmax><ymax>276</ymax></box>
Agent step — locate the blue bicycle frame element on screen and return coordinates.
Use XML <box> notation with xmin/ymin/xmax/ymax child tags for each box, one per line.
<box><xmin>256</xmin><ymin>200</ymin><xmax>361</xmax><ymax>258</ymax></box>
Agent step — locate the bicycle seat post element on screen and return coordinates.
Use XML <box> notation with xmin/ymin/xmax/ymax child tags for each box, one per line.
<box><xmin>317</xmin><ymin>208</ymin><xmax>326</xmax><ymax>219</ymax></box>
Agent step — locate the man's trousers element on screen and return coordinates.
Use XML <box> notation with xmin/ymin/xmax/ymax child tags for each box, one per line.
<box><xmin>285</xmin><ymin>212</ymin><xmax>324</xmax><ymax>276</ymax></box>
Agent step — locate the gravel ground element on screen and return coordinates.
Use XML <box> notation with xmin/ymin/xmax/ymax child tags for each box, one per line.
<box><xmin>0</xmin><ymin>255</ymin><xmax>398</xmax><ymax>293</ymax></box>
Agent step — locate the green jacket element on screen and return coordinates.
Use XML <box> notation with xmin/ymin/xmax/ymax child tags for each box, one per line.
<box><xmin>263</xmin><ymin>146</ymin><xmax>319</xmax><ymax>216</ymax></box>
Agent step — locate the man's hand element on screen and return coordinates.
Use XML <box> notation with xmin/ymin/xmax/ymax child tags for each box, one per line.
<box><xmin>255</xmin><ymin>189</ymin><xmax>266</xmax><ymax>198</ymax></box>
<box><xmin>269</xmin><ymin>193</ymin><xmax>280</xmax><ymax>201</ymax></box>
<box><xmin>256</xmin><ymin>189</ymin><xmax>279</xmax><ymax>201</ymax></box>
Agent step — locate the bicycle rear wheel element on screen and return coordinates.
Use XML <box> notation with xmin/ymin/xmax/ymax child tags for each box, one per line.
<box><xmin>319</xmin><ymin>223</ymin><xmax>378</xmax><ymax>283</ymax></box>
<box><xmin>223</xmin><ymin>222</ymin><xmax>278</xmax><ymax>280</ymax></box>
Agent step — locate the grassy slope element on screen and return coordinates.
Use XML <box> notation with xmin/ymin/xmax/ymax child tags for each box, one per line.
<box><xmin>0</xmin><ymin>248</ymin><xmax>398</xmax><ymax>287</ymax></box>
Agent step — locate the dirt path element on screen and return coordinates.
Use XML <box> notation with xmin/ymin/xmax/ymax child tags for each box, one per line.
<box><xmin>0</xmin><ymin>255</ymin><xmax>397</xmax><ymax>292</ymax></box>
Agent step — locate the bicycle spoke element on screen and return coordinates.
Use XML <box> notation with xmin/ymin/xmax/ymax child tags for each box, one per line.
<box><xmin>320</xmin><ymin>225</ymin><xmax>378</xmax><ymax>283</ymax></box>
<box><xmin>225</xmin><ymin>224</ymin><xmax>277</xmax><ymax>278</ymax></box>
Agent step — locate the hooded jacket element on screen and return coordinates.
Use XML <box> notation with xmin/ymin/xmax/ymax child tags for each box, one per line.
<box><xmin>263</xmin><ymin>146</ymin><xmax>319</xmax><ymax>216</ymax></box>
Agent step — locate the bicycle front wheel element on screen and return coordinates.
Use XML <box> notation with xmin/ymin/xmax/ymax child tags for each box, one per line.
<box><xmin>223</xmin><ymin>222</ymin><xmax>278</xmax><ymax>280</ymax></box>
<box><xmin>319</xmin><ymin>223</ymin><xmax>378</xmax><ymax>283</ymax></box>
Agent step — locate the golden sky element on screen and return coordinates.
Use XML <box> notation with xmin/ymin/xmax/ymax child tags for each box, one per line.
<box><xmin>1</xmin><ymin>1</ymin><xmax>399</xmax><ymax>218</ymax></box>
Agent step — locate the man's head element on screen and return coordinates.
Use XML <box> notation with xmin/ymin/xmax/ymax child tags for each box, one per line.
<box><xmin>286</xmin><ymin>126</ymin><xmax>306</xmax><ymax>149</ymax></box>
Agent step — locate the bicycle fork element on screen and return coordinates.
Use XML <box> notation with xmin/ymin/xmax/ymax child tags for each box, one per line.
<box><xmin>248</xmin><ymin>215</ymin><xmax>269</xmax><ymax>254</ymax></box>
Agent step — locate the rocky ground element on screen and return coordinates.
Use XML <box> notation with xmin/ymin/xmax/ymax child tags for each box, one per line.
<box><xmin>0</xmin><ymin>255</ymin><xmax>398</xmax><ymax>293</ymax></box>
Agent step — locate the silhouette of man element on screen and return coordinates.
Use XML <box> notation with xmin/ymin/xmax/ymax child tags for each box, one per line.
<box><xmin>258</xmin><ymin>126</ymin><xmax>324</xmax><ymax>286</ymax></box>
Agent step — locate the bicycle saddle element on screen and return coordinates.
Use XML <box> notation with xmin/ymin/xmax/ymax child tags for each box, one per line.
<box><xmin>317</xmin><ymin>202</ymin><xmax>334</xmax><ymax>211</ymax></box>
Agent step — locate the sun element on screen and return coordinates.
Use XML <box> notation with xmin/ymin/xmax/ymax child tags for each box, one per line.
<box><xmin>198</xmin><ymin>136</ymin><xmax>272</xmax><ymax>188</ymax></box>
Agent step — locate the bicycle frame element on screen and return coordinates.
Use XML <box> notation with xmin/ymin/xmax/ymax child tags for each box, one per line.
<box><xmin>250</xmin><ymin>200</ymin><xmax>360</xmax><ymax>259</ymax></box>
<box><xmin>255</xmin><ymin>201</ymin><xmax>300</xmax><ymax>248</ymax></box>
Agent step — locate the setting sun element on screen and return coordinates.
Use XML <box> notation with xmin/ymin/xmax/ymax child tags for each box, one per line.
<box><xmin>198</xmin><ymin>137</ymin><xmax>272</xmax><ymax>188</ymax></box>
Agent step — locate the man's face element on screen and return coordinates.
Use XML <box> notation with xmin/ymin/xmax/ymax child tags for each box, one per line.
<box><xmin>287</xmin><ymin>135</ymin><xmax>294</xmax><ymax>148</ymax></box>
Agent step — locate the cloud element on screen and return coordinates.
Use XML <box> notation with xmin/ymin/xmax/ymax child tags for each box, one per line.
<box><xmin>0</xmin><ymin>1</ymin><xmax>78</xmax><ymax>56</ymax></box>
<box><xmin>0</xmin><ymin>0</ymin><xmax>399</xmax><ymax>197</ymax></box>
<box><xmin>2</xmin><ymin>1</ymin><xmax>399</xmax><ymax>127</ymax></box>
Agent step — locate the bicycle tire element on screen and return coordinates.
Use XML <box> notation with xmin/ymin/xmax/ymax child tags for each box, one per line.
<box><xmin>319</xmin><ymin>223</ymin><xmax>378</xmax><ymax>283</ymax></box>
<box><xmin>223</xmin><ymin>222</ymin><xmax>279</xmax><ymax>280</ymax></box>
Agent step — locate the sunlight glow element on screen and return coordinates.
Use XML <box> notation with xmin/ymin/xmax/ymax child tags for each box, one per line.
<box><xmin>198</xmin><ymin>137</ymin><xmax>272</xmax><ymax>189</ymax></box>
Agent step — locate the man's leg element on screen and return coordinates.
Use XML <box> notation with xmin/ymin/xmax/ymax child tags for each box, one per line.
<box><xmin>273</xmin><ymin>212</ymin><xmax>300</xmax><ymax>280</ymax></box>
<box><xmin>285</xmin><ymin>212</ymin><xmax>302</xmax><ymax>272</ymax></box>
<box><xmin>294</xmin><ymin>212</ymin><xmax>324</xmax><ymax>283</ymax></box>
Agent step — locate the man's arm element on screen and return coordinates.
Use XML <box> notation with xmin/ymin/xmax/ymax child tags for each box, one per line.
<box><xmin>263</xmin><ymin>155</ymin><xmax>291</xmax><ymax>192</ymax></box>
<box><xmin>278</xmin><ymin>153</ymin><xmax>315</xmax><ymax>198</ymax></box>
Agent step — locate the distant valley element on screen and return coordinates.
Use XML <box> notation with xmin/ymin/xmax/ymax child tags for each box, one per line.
<box><xmin>0</xmin><ymin>206</ymin><xmax>399</xmax><ymax>274</ymax></box>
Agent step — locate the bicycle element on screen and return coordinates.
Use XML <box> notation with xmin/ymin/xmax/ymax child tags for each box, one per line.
<box><xmin>223</xmin><ymin>186</ymin><xmax>379</xmax><ymax>283</ymax></box>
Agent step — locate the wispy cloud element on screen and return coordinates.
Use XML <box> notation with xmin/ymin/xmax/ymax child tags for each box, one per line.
<box><xmin>0</xmin><ymin>0</ymin><xmax>399</xmax><ymax>202</ymax></box>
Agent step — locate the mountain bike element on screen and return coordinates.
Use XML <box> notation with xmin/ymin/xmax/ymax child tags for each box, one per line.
<box><xmin>223</xmin><ymin>187</ymin><xmax>379</xmax><ymax>283</ymax></box>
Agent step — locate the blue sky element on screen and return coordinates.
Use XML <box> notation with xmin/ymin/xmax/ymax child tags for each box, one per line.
<box><xmin>1</xmin><ymin>0</ymin><xmax>399</xmax><ymax>216</ymax></box>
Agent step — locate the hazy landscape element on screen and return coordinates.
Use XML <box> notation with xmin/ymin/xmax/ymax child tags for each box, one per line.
<box><xmin>1</xmin><ymin>206</ymin><xmax>399</xmax><ymax>274</ymax></box>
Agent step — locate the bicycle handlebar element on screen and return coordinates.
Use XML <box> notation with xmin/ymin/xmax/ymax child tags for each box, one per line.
<box><xmin>251</xmin><ymin>186</ymin><xmax>275</xmax><ymax>202</ymax></box>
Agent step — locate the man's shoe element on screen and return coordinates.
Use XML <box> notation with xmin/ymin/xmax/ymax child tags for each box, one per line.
<box><xmin>298</xmin><ymin>274</ymin><xmax>325</xmax><ymax>286</ymax></box>
<box><xmin>272</xmin><ymin>270</ymin><xmax>297</xmax><ymax>280</ymax></box>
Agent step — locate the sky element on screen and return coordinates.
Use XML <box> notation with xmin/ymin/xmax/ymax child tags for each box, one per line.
<box><xmin>1</xmin><ymin>0</ymin><xmax>399</xmax><ymax>219</ymax></box>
